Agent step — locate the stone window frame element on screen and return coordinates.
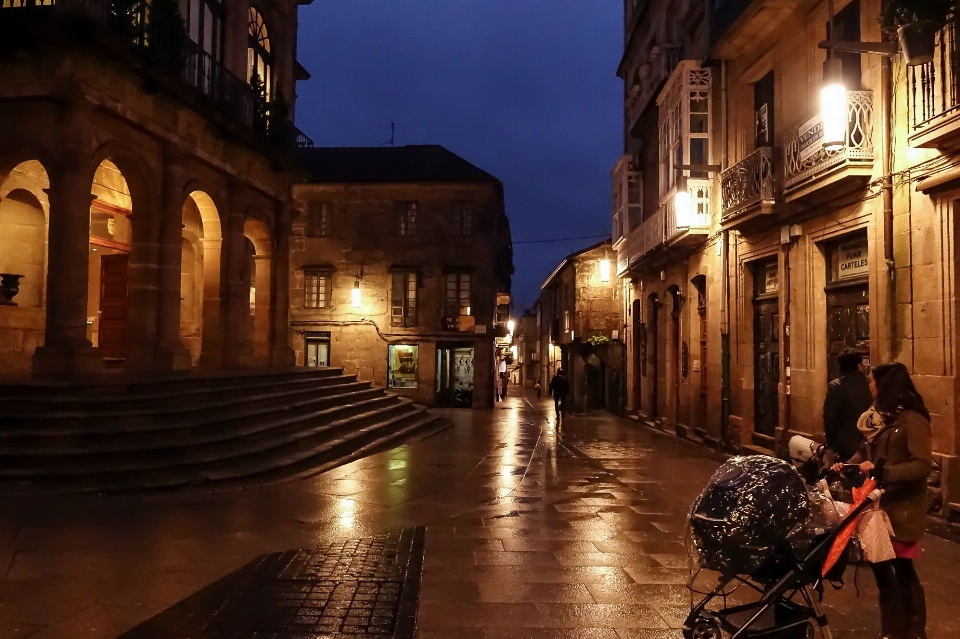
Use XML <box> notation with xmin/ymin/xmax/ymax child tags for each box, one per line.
<box><xmin>395</xmin><ymin>201</ymin><xmax>418</xmax><ymax>237</ymax></box>
<box><xmin>303</xmin><ymin>266</ymin><xmax>333</xmax><ymax>309</ymax></box>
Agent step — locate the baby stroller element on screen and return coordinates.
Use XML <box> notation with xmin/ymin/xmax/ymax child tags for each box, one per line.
<box><xmin>683</xmin><ymin>454</ymin><xmax>881</xmax><ymax>639</ymax></box>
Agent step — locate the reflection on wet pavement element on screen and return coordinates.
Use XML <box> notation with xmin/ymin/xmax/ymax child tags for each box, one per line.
<box><xmin>0</xmin><ymin>391</ymin><xmax>957</xmax><ymax>638</ymax></box>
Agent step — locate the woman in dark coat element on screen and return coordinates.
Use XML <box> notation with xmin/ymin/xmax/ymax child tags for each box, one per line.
<box><xmin>845</xmin><ymin>362</ymin><xmax>933</xmax><ymax>639</ymax></box>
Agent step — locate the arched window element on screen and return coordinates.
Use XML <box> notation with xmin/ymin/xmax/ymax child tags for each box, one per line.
<box><xmin>247</xmin><ymin>7</ymin><xmax>272</xmax><ymax>100</ymax></box>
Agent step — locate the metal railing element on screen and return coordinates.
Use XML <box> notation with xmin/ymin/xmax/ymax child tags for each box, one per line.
<box><xmin>910</xmin><ymin>19</ymin><xmax>960</xmax><ymax>131</ymax></box>
<box><xmin>1</xmin><ymin>0</ymin><xmax>312</xmax><ymax>153</ymax></box>
<box><xmin>720</xmin><ymin>147</ymin><xmax>777</xmax><ymax>219</ymax></box>
<box><xmin>784</xmin><ymin>91</ymin><xmax>874</xmax><ymax>190</ymax></box>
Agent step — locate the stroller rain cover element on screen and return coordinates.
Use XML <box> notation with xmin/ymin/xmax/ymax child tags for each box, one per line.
<box><xmin>689</xmin><ymin>455</ymin><xmax>810</xmax><ymax>576</ymax></box>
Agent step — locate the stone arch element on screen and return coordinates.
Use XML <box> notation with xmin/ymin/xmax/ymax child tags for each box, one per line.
<box><xmin>181</xmin><ymin>190</ymin><xmax>224</xmax><ymax>367</ymax></box>
<box><xmin>0</xmin><ymin>160</ymin><xmax>51</xmax><ymax>373</ymax></box>
<box><xmin>88</xmin><ymin>143</ymin><xmax>164</xmax><ymax>369</ymax></box>
<box><xmin>243</xmin><ymin>216</ymin><xmax>273</xmax><ymax>364</ymax></box>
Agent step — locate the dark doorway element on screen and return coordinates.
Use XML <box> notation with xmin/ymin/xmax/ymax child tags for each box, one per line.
<box><xmin>585</xmin><ymin>356</ymin><xmax>603</xmax><ymax>410</ymax></box>
<box><xmin>692</xmin><ymin>274</ymin><xmax>708</xmax><ymax>430</ymax></box>
<box><xmin>98</xmin><ymin>253</ymin><xmax>130</xmax><ymax>360</ymax></box>
<box><xmin>827</xmin><ymin>286</ymin><xmax>870</xmax><ymax>380</ymax></box>
<box><xmin>753</xmin><ymin>259</ymin><xmax>780</xmax><ymax>443</ymax></box>
<box><xmin>647</xmin><ymin>293</ymin><xmax>659</xmax><ymax>418</ymax></box>
<box><xmin>632</xmin><ymin>298</ymin><xmax>642</xmax><ymax>411</ymax></box>
<box><xmin>753</xmin><ymin>298</ymin><xmax>780</xmax><ymax>440</ymax></box>
<box><xmin>667</xmin><ymin>285</ymin><xmax>683</xmax><ymax>424</ymax></box>
<box><xmin>436</xmin><ymin>344</ymin><xmax>475</xmax><ymax>408</ymax></box>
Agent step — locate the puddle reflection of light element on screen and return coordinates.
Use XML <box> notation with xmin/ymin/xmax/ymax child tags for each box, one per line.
<box><xmin>338</xmin><ymin>498</ymin><xmax>356</xmax><ymax>527</ymax></box>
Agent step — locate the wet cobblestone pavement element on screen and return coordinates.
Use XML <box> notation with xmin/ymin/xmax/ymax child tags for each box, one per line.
<box><xmin>0</xmin><ymin>391</ymin><xmax>957</xmax><ymax>638</ymax></box>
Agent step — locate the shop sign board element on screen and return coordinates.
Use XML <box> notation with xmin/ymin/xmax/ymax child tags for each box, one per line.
<box><xmin>798</xmin><ymin>114</ymin><xmax>825</xmax><ymax>163</ymax></box>
<box><xmin>835</xmin><ymin>239</ymin><xmax>869</xmax><ymax>280</ymax></box>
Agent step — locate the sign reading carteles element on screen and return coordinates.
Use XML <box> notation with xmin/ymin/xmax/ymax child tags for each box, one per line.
<box><xmin>835</xmin><ymin>239</ymin><xmax>868</xmax><ymax>280</ymax></box>
<box><xmin>797</xmin><ymin>114</ymin><xmax>826</xmax><ymax>163</ymax></box>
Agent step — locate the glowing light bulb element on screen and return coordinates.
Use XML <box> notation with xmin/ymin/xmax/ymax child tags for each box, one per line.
<box><xmin>600</xmin><ymin>259</ymin><xmax>611</xmax><ymax>283</ymax></box>
<box><xmin>821</xmin><ymin>58</ymin><xmax>847</xmax><ymax>152</ymax></box>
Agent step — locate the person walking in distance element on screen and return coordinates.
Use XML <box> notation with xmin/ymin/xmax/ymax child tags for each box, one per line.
<box><xmin>834</xmin><ymin>362</ymin><xmax>932</xmax><ymax>639</ymax></box>
<box><xmin>535</xmin><ymin>380</ymin><xmax>542</xmax><ymax>399</ymax></box>
<box><xmin>823</xmin><ymin>347</ymin><xmax>873</xmax><ymax>462</ymax></box>
<box><xmin>548</xmin><ymin>369</ymin><xmax>570</xmax><ymax>421</ymax></box>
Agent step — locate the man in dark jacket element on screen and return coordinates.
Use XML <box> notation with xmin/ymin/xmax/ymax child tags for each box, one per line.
<box><xmin>548</xmin><ymin>369</ymin><xmax>570</xmax><ymax>419</ymax></box>
<box><xmin>823</xmin><ymin>348</ymin><xmax>873</xmax><ymax>460</ymax></box>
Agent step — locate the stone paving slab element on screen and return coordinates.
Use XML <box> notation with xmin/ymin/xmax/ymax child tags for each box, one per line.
<box><xmin>0</xmin><ymin>391</ymin><xmax>956</xmax><ymax>638</ymax></box>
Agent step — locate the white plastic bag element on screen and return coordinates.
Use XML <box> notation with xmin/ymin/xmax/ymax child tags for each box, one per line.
<box><xmin>856</xmin><ymin>508</ymin><xmax>896</xmax><ymax>563</ymax></box>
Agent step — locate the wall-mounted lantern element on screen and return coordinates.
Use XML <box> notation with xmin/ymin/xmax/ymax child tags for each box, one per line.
<box><xmin>599</xmin><ymin>259</ymin><xmax>611</xmax><ymax>283</ymax></box>
<box><xmin>820</xmin><ymin>56</ymin><xmax>847</xmax><ymax>152</ymax></box>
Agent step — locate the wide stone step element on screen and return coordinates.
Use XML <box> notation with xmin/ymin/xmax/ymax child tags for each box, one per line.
<box><xmin>0</xmin><ymin>397</ymin><xmax>418</xmax><ymax>479</ymax></box>
<box><xmin>1</xmin><ymin>368</ymin><xmax>354</xmax><ymax>416</ymax></box>
<box><xmin>0</xmin><ymin>404</ymin><xmax>449</xmax><ymax>494</ymax></box>
<box><xmin>0</xmin><ymin>390</ymin><xmax>397</xmax><ymax>456</ymax></box>
<box><xmin>0</xmin><ymin>379</ymin><xmax>376</xmax><ymax>433</ymax></box>
<box><xmin>0</xmin><ymin>368</ymin><xmax>452</xmax><ymax>495</ymax></box>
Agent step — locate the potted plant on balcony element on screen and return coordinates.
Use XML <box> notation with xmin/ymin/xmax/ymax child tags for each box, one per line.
<box><xmin>880</xmin><ymin>0</ymin><xmax>954</xmax><ymax>66</ymax></box>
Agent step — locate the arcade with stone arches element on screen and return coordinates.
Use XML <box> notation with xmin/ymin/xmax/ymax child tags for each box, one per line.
<box><xmin>0</xmin><ymin>134</ymin><xmax>292</xmax><ymax>375</ymax></box>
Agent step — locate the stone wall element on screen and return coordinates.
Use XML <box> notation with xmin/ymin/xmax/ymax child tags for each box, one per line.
<box><xmin>289</xmin><ymin>182</ymin><xmax>509</xmax><ymax>407</ymax></box>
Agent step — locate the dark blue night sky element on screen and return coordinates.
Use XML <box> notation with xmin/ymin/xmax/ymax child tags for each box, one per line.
<box><xmin>295</xmin><ymin>1</ymin><xmax>622</xmax><ymax>312</ymax></box>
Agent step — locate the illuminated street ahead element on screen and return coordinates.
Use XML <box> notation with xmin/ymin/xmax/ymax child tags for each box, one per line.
<box><xmin>0</xmin><ymin>392</ymin><xmax>957</xmax><ymax>638</ymax></box>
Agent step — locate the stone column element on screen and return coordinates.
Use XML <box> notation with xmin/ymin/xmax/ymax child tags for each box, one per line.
<box><xmin>153</xmin><ymin>152</ymin><xmax>192</xmax><ymax>370</ymax></box>
<box><xmin>198</xmin><ymin>236</ymin><xmax>224</xmax><ymax>368</ymax></box>
<box><xmin>32</xmin><ymin>98</ymin><xmax>103</xmax><ymax>376</ymax></box>
<box><xmin>271</xmin><ymin>203</ymin><xmax>295</xmax><ymax>366</ymax></box>
<box><xmin>221</xmin><ymin>188</ymin><xmax>249</xmax><ymax>367</ymax></box>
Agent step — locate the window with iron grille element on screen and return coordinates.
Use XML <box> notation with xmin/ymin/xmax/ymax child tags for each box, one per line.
<box><xmin>450</xmin><ymin>202</ymin><xmax>472</xmax><ymax>236</ymax></box>
<box><xmin>306</xmin><ymin>201</ymin><xmax>331</xmax><ymax>237</ymax></box>
<box><xmin>395</xmin><ymin>202</ymin><xmax>417</xmax><ymax>236</ymax></box>
<box><xmin>445</xmin><ymin>272</ymin><xmax>472</xmax><ymax>316</ymax></box>
<box><xmin>391</xmin><ymin>271</ymin><xmax>418</xmax><ymax>326</ymax></box>
<box><xmin>304</xmin><ymin>270</ymin><xmax>331</xmax><ymax>308</ymax></box>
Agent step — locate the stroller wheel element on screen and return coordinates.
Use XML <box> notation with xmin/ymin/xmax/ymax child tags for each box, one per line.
<box><xmin>683</xmin><ymin>618</ymin><xmax>721</xmax><ymax>639</ymax></box>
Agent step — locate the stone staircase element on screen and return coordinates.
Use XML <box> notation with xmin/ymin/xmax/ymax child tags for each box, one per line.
<box><xmin>0</xmin><ymin>367</ymin><xmax>450</xmax><ymax>494</ymax></box>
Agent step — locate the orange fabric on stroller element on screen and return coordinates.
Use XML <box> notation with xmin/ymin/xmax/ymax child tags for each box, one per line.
<box><xmin>821</xmin><ymin>477</ymin><xmax>877</xmax><ymax>578</ymax></box>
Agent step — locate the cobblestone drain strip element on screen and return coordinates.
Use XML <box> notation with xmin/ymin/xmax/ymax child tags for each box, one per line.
<box><xmin>117</xmin><ymin>527</ymin><xmax>425</xmax><ymax>639</ymax></box>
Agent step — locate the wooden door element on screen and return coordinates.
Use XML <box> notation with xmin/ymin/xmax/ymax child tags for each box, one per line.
<box><xmin>827</xmin><ymin>285</ymin><xmax>869</xmax><ymax>380</ymax></box>
<box><xmin>99</xmin><ymin>253</ymin><xmax>130</xmax><ymax>360</ymax></box>
<box><xmin>698</xmin><ymin>305</ymin><xmax>707</xmax><ymax>432</ymax></box>
<box><xmin>648</xmin><ymin>295</ymin><xmax>659</xmax><ymax>417</ymax></box>
<box><xmin>753</xmin><ymin>298</ymin><xmax>779</xmax><ymax>439</ymax></box>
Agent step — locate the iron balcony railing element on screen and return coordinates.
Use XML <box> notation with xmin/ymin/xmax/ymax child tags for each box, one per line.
<box><xmin>1</xmin><ymin>0</ymin><xmax>313</xmax><ymax>152</ymax></box>
<box><xmin>720</xmin><ymin>147</ymin><xmax>778</xmax><ymax>221</ymax></box>
<box><xmin>910</xmin><ymin>19</ymin><xmax>960</xmax><ymax>132</ymax></box>
<box><xmin>784</xmin><ymin>91</ymin><xmax>874</xmax><ymax>191</ymax></box>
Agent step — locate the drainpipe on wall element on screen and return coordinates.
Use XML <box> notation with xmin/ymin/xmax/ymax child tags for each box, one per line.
<box><xmin>781</xmin><ymin>230</ymin><xmax>793</xmax><ymax>457</ymax></box>
<box><xmin>720</xmin><ymin>60</ymin><xmax>732</xmax><ymax>449</ymax></box>
<box><xmin>880</xmin><ymin>53</ymin><xmax>896</xmax><ymax>363</ymax></box>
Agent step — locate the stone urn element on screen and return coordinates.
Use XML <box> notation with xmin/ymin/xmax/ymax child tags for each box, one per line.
<box><xmin>0</xmin><ymin>273</ymin><xmax>24</xmax><ymax>306</ymax></box>
<box><xmin>898</xmin><ymin>21</ymin><xmax>940</xmax><ymax>66</ymax></box>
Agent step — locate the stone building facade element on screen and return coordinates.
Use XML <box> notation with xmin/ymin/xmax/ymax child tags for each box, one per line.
<box><xmin>614</xmin><ymin>0</ymin><xmax>960</xmax><ymax>516</ymax></box>
<box><xmin>0</xmin><ymin>0</ymin><xmax>311</xmax><ymax>374</ymax></box>
<box><xmin>537</xmin><ymin>240</ymin><xmax>623</xmax><ymax>413</ymax></box>
<box><xmin>289</xmin><ymin>145</ymin><xmax>513</xmax><ymax>408</ymax></box>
